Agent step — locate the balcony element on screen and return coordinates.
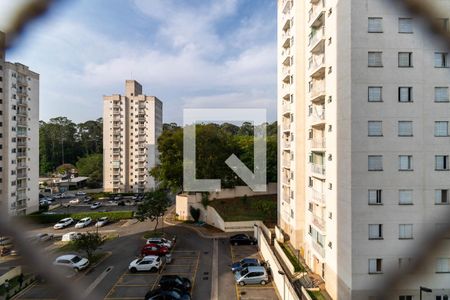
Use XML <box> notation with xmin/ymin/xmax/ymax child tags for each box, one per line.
<box><xmin>17</xmin><ymin>162</ymin><xmax>27</xmax><ymax>169</ymax></box>
<box><xmin>16</xmin><ymin>141</ymin><xmax>26</xmax><ymax>148</ymax></box>
<box><xmin>113</xmin><ymin>122</ymin><xmax>121</xmax><ymax>128</ymax></box>
<box><xmin>310</xmin><ymin>163</ymin><xmax>325</xmax><ymax>176</ymax></box>
<box><xmin>309</xmin><ymin>54</ymin><xmax>325</xmax><ymax>78</ymax></box>
<box><xmin>311</xmin><ymin>137</ymin><xmax>326</xmax><ymax>150</ymax></box>
<box><xmin>17</xmin><ymin>151</ymin><xmax>27</xmax><ymax>158</ymax></box>
<box><xmin>308</xmin><ymin>0</ymin><xmax>325</xmax><ymax>27</ymax></box>
<box><xmin>313</xmin><ymin>215</ymin><xmax>326</xmax><ymax>232</ymax></box>
<box><xmin>311</xmin><ymin>107</ymin><xmax>325</xmax><ymax>126</ymax></box>
<box><xmin>282</xmin><ymin>52</ymin><xmax>292</xmax><ymax>66</ymax></box>
<box><xmin>282</xmin><ymin>0</ymin><xmax>292</xmax><ymax>14</ymax></box>
<box><xmin>282</xmin><ymin>101</ymin><xmax>292</xmax><ymax>116</ymax></box>
<box><xmin>17</xmin><ymin>131</ymin><xmax>27</xmax><ymax>137</ymax></box>
<box><xmin>312</xmin><ymin>189</ymin><xmax>325</xmax><ymax>206</ymax></box>
<box><xmin>16</xmin><ymin>171</ymin><xmax>27</xmax><ymax>179</ymax></box>
<box><xmin>282</xmin><ymin>122</ymin><xmax>291</xmax><ymax>132</ymax></box>
<box><xmin>282</xmin><ymin>139</ymin><xmax>291</xmax><ymax>149</ymax></box>
<box><xmin>282</xmin><ymin>157</ymin><xmax>291</xmax><ymax>168</ymax></box>
<box><xmin>112</xmin><ymin>143</ymin><xmax>120</xmax><ymax>149</ymax></box>
<box><xmin>17</xmin><ymin>119</ymin><xmax>27</xmax><ymax>127</ymax></box>
<box><xmin>17</xmin><ymin>109</ymin><xmax>27</xmax><ymax>117</ymax></box>
<box><xmin>282</xmin><ymin>186</ymin><xmax>291</xmax><ymax>202</ymax></box>
<box><xmin>312</xmin><ymin>240</ymin><xmax>325</xmax><ymax>258</ymax></box>
<box><xmin>310</xmin><ymin>80</ymin><xmax>326</xmax><ymax>102</ymax></box>
<box><xmin>113</xmin><ymin>109</ymin><xmax>121</xmax><ymax>115</ymax></box>
<box><xmin>17</xmin><ymin>77</ymin><xmax>28</xmax><ymax>86</ymax></box>
<box><xmin>17</xmin><ymin>99</ymin><xmax>27</xmax><ymax>107</ymax></box>
<box><xmin>308</xmin><ymin>26</ymin><xmax>325</xmax><ymax>53</ymax></box>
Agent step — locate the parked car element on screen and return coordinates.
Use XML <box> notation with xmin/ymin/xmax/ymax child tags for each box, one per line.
<box><xmin>39</xmin><ymin>200</ymin><xmax>50</xmax><ymax>206</ymax></box>
<box><xmin>158</xmin><ymin>275</ymin><xmax>192</xmax><ymax>292</ymax></box>
<box><xmin>53</xmin><ymin>254</ymin><xmax>89</xmax><ymax>272</ymax></box>
<box><xmin>69</xmin><ymin>198</ymin><xmax>80</xmax><ymax>205</ymax></box>
<box><xmin>113</xmin><ymin>196</ymin><xmax>122</xmax><ymax>201</ymax></box>
<box><xmin>53</xmin><ymin>194</ymin><xmax>63</xmax><ymax>199</ymax></box>
<box><xmin>54</xmin><ymin>218</ymin><xmax>74</xmax><ymax>229</ymax></box>
<box><xmin>129</xmin><ymin>255</ymin><xmax>161</xmax><ymax>273</ymax></box>
<box><xmin>75</xmin><ymin>217</ymin><xmax>92</xmax><ymax>229</ymax></box>
<box><xmin>0</xmin><ymin>237</ymin><xmax>12</xmax><ymax>246</ymax></box>
<box><xmin>231</xmin><ymin>258</ymin><xmax>260</xmax><ymax>273</ymax></box>
<box><xmin>234</xmin><ymin>266</ymin><xmax>268</xmax><ymax>286</ymax></box>
<box><xmin>83</xmin><ymin>197</ymin><xmax>93</xmax><ymax>203</ymax></box>
<box><xmin>95</xmin><ymin>217</ymin><xmax>109</xmax><ymax>227</ymax></box>
<box><xmin>35</xmin><ymin>233</ymin><xmax>54</xmax><ymax>242</ymax></box>
<box><xmin>141</xmin><ymin>243</ymin><xmax>170</xmax><ymax>256</ymax></box>
<box><xmin>146</xmin><ymin>237</ymin><xmax>174</xmax><ymax>249</ymax></box>
<box><xmin>229</xmin><ymin>234</ymin><xmax>257</xmax><ymax>246</ymax></box>
<box><xmin>61</xmin><ymin>232</ymin><xmax>83</xmax><ymax>242</ymax></box>
<box><xmin>145</xmin><ymin>288</ymin><xmax>191</xmax><ymax>300</ymax></box>
<box><xmin>90</xmin><ymin>202</ymin><xmax>102</xmax><ymax>209</ymax></box>
<box><xmin>75</xmin><ymin>191</ymin><xmax>86</xmax><ymax>196</ymax></box>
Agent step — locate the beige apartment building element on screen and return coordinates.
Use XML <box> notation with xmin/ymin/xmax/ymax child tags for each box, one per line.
<box><xmin>103</xmin><ymin>80</ymin><xmax>162</xmax><ymax>193</ymax></box>
<box><xmin>0</xmin><ymin>31</ymin><xmax>40</xmax><ymax>215</ymax></box>
<box><xmin>278</xmin><ymin>0</ymin><xmax>450</xmax><ymax>299</ymax></box>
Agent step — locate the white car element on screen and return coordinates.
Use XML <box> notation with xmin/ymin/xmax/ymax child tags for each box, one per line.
<box><xmin>129</xmin><ymin>256</ymin><xmax>161</xmax><ymax>273</ymax></box>
<box><xmin>75</xmin><ymin>217</ymin><xmax>92</xmax><ymax>229</ymax></box>
<box><xmin>95</xmin><ymin>217</ymin><xmax>109</xmax><ymax>227</ymax></box>
<box><xmin>146</xmin><ymin>237</ymin><xmax>174</xmax><ymax>249</ymax></box>
<box><xmin>75</xmin><ymin>191</ymin><xmax>86</xmax><ymax>196</ymax></box>
<box><xmin>0</xmin><ymin>236</ymin><xmax>12</xmax><ymax>246</ymax></box>
<box><xmin>53</xmin><ymin>254</ymin><xmax>89</xmax><ymax>272</ymax></box>
<box><xmin>54</xmin><ymin>218</ymin><xmax>74</xmax><ymax>229</ymax></box>
<box><xmin>90</xmin><ymin>202</ymin><xmax>101</xmax><ymax>210</ymax></box>
<box><xmin>61</xmin><ymin>232</ymin><xmax>83</xmax><ymax>242</ymax></box>
<box><xmin>35</xmin><ymin>233</ymin><xmax>54</xmax><ymax>242</ymax></box>
<box><xmin>69</xmin><ymin>198</ymin><xmax>80</xmax><ymax>205</ymax></box>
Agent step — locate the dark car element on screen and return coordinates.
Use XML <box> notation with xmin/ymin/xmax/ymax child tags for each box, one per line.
<box><xmin>231</xmin><ymin>258</ymin><xmax>260</xmax><ymax>272</ymax></box>
<box><xmin>141</xmin><ymin>243</ymin><xmax>170</xmax><ymax>256</ymax></box>
<box><xmin>229</xmin><ymin>234</ymin><xmax>257</xmax><ymax>246</ymax></box>
<box><xmin>145</xmin><ymin>288</ymin><xmax>191</xmax><ymax>300</ymax></box>
<box><xmin>158</xmin><ymin>275</ymin><xmax>191</xmax><ymax>292</ymax></box>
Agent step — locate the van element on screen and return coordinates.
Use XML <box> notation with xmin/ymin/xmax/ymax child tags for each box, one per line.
<box><xmin>234</xmin><ymin>266</ymin><xmax>269</xmax><ymax>286</ymax></box>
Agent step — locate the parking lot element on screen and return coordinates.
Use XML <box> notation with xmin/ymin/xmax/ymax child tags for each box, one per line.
<box><xmin>230</xmin><ymin>244</ymin><xmax>280</xmax><ymax>300</ymax></box>
<box><xmin>105</xmin><ymin>250</ymin><xmax>200</xmax><ymax>299</ymax></box>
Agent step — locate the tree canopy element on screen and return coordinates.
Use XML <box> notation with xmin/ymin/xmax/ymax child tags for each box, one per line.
<box><xmin>151</xmin><ymin>122</ymin><xmax>277</xmax><ymax>192</ymax></box>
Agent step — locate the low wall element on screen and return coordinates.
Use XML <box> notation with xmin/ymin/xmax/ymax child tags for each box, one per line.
<box><xmin>0</xmin><ymin>266</ymin><xmax>21</xmax><ymax>285</ymax></box>
<box><xmin>274</xmin><ymin>241</ymin><xmax>296</xmax><ymax>274</ymax></box>
<box><xmin>206</xmin><ymin>206</ymin><xmax>261</xmax><ymax>232</ymax></box>
<box><xmin>257</xmin><ymin>226</ymin><xmax>300</xmax><ymax>300</ymax></box>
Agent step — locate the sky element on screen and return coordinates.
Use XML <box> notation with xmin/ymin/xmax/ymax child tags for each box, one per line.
<box><xmin>0</xmin><ymin>0</ymin><xmax>277</xmax><ymax>124</ymax></box>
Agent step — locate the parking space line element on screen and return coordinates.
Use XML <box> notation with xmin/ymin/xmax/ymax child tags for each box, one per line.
<box><xmin>230</xmin><ymin>244</ymin><xmax>241</xmax><ymax>300</ymax></box>
<box><xmin>190</xmin><ymin>252</ymin><xmax>200</xmax><ymax>291</ymax></box>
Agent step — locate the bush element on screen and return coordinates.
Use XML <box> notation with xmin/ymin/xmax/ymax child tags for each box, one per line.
<box><xmin>24</xmin><ymin>211</ymin><xmax>134</xmax><ymax>224</ymax></box>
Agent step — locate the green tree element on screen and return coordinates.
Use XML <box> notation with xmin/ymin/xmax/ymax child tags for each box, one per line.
<box><xmin>189</xmin><ymin>206</ymin><xmax>201</xmax><ymax>223</ymax></box>
<box><xmin>73</xmin><ymin>232</ymin><xmax>105</xmax><ymax>261</ymax></box>
<box><xmin>76</xmin><ymin>154</ymin><xmax>103</xmax><ymax>187</ymax></box>
<box><xmin>136</xmin><ymin>188</ymin><xmax>171</xmax><ymax>231</ymax></box>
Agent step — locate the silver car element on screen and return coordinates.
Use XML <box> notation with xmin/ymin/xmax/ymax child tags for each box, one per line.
<box><xmin>234</xmin><ymin>266</ymin><xmax>269</xmax><ymax>286</ymax></box>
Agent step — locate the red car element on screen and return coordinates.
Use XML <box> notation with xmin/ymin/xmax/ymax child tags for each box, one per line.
<box><xmin>141</xmin><ymin>243</ymin><xmax>169</xmax><ymax>256</ymax></box>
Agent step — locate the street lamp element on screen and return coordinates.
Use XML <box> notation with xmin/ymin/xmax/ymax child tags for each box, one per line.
<box><xmin>278</xmin><ymin>270</ymin><xmax>286</xmax><ymax>300</ymax></box>
<box><xmin>420</xmin><ymin>286</ymin><xmax>432</xmax><ymax>300</ymax></box>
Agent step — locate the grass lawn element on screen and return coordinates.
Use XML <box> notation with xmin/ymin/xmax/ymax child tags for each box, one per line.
<box><xmin>278</xmin><ymin>242</ymin><xmax>305</xmax><ymax>272</ymax></box>
<box><xmin>308</xmin><ymin>290</ymin><xmax>327</xmax><ymax>300</ymax></box>
<box><xmin>209</xmin><ymin>195</ymin><xmax>276</xmax><ymax>223</ymax></box>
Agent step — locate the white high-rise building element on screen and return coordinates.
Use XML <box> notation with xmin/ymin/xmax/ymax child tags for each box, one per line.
<box><xmin>103</xmin><ymin>80</ymin><xmax>162</xmax><ymax>193</ymax></box>
<box><xmin>277</xmin><ymin>0</ymin><xmax>450</xmax><ymax>299</ymax></box>
<box><xmin>0</xmin><ymin>31</ymin><xmax>40</xmax><ymax>215</ymax></box>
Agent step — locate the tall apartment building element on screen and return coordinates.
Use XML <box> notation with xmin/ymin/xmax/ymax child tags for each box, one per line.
<box><xmin>0</xmin><ymin>31</ymin><xmax>39</xmax><ymax>215</ymax></box>
<box><xmin>277</xmin><ymin>0</ymin><xmax>450</xmax><ymax>299</ymax></box>
<box><xmin>103</xmin><ymin>80</ymin><xmax>162</xmax><ymax>193</ymax></box>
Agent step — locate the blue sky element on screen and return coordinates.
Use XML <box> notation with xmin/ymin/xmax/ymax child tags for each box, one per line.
<box><xmin>0</xmin><ymin>0</ymin><xmax>277</xmax><ymax>124</ymax></box>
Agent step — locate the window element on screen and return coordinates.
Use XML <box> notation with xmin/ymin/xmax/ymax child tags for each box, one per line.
<box><xmin>368</xmin><ymin>87</ymin><xmax>382</xmax><ymax>102</ymax></box>
<box><xmin>435</xmin><ymin>121</ymin><xmax>449</xmax><ymax>136</ymax></box>
<box><xmin>435</xmin><ymin>52</ymin><xmax>449</xmax><ymax>68</ymax></box>
<box><xmin>368</xmin><ymin>17</ymin><xmax>383</xmax><ymax>33</ymax></box>
<box><xmin>368</xmin><ymin>52</ymin><xmax>383</xmax><ymax>67</ymax></box>
<box><xmin>399</xmin><ymin>155</ymin><xmax>413</xmax><ymax>171</ymax></box>
<box><xmin>368</xmin><ymin>121</ymin><xmax>382</xmax><ymax>136</ymax></box>
<box><xmin>435</xmin><ymin>189</ymin><xmax>449</xmax><ymax>204</ymax></box>
<box><xmin>436</xmin><ymin>295</ymin><xmax>449</xmax><ymax>300</ymax></box>
<box><xmin>398</xmin><ymin>121</ymin><xmax>413</xmax><ymax>136</ymax></box>
<box><xmin>436</xmin><ymin>258</ymin><xmax>450</xmax><ymax>273</ymax></box>
<box><xmin>398</xmin><ymin>52</ymin><xmax>413</xmax><ymax>67</ymax></box>
<box><xmin>368</xmin><ymin>189</ymin><xmax>382</xmax><ymax>205</ymax></box>
<box><xmin>435</xmin><ymin>87</ymin><xmax>449</xmax><ymax>102</ymax></box>
<box><xmin>399</xmin><ymin>87</ymin><xmax>413</xmax><ymax>102</ymax></box>
<box><xmin>399</xmin><ymin>18</ymin><xmax>413</xmax><ymax>33</ymax></box>
<box><xmin>369</xmin><ymin>258</ymin><xmax>383</xmax><ymax>274</ymax></box>
<box><xmin>399</xmin><ymin>296</ymin><xmax>413</xmax><ymax>300</ymax></box>
<box><xmin>399</xmin><ymin>190</ymin><xmax>413</xmax><ymax>205</ymax></box>
<box><xmin>369</xmin><ymin>224</ymin><xmax>383</xmax><ymax>239</ymax></box>
<box><xmin>368</xmin><ymin>156</ymin><xmax>383</xmax><ymax>171</ymax></box>
<box><xmin>399</xmin><ymin>224</ymin><xmax>413</xmax><ymax>239</ymax></box>
<box><xmin>438</xmin><ymin>18</ymin><xmax>449</xmax><ymax>31</ymax></box>
<box><xmin>435</xmin><ymin>155</ymin><xmax>449</xmax><ymax>170</ymax></box>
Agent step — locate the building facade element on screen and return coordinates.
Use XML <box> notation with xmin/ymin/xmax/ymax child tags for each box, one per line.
<box><xmin>0</xmin><ymin>31</ymin><xmax>40</xmax><ymax>215</ymax></box>
<box><xmin>103</xmin><ymin>80</ymin><xmax>162</xmax><ymax>193</ymax></box>
<box><xmin>277</xmin><ymin>0</ymin><xmax>450</xmax><ymax>299</ymax></box>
